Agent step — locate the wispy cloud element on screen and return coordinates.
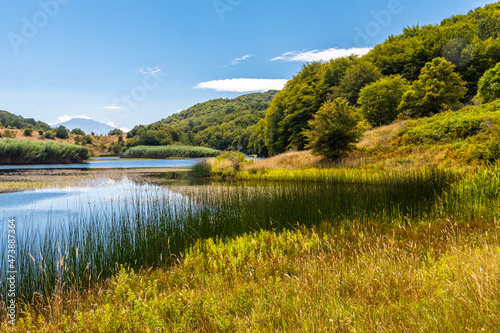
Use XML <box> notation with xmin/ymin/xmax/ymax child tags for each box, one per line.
<box><xmin>138</xmin><ymin>66</ymin><xmax>163</xmax><ymax>76</ymax></box>
<box><xmin>225</xmin><ymin>54</ymin><xmax>254</xmax><ymax>66</ymax></box>
<box><xmin>271</xmin><ymin>47</ymin><xmax>373</xmax><ymax>62</ymax></box>
<box><xmin>194</xmin><ymin>78</ymin><xmax>287</xmax><ymax>93</ymax></box>
<box><xmin>95</xmin><ymin>105</ymin><xmax>123</xmax><ymax>110</ymax></box>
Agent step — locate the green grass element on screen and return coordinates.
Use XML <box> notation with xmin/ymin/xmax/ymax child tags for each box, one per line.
<box><xmin>0</xmin><ymin>139</ymin><xmax>91</xmax><ymax>164</ymax></box>
<box><xmin>2</xmin><ymin>164</ymin><xmax>500</xmax><ymax>331</ymax></box>
<box><xmin>121</xmin><ymin>145</ymin><xmax>221</xmax><ymax>159</ymax></box>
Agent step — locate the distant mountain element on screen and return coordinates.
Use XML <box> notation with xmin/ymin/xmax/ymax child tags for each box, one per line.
<box><xmin>53</xmin><ymin>118</ymin><xmax>116</xmax><ymax>135</ymax></box>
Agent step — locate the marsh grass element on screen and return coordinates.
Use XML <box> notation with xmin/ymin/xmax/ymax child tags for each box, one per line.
<box><xmin>2</xmin><ymin>165</ymin><xmax>500</xmax><ymax>331</ymax></box>
<box><xmin>0</xmin><ymin>139</ymin><xmax>90</xmax><ymax>164</ymax></box>
<box><xmin>121</xmin><ymin>145</ymin><xmax>220</xmax><ymax>159</ymax></box>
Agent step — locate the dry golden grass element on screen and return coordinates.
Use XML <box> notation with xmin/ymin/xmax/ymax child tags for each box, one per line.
<box><xmin>243</xmin><ymin>150</ymin><xmax>326</xmax><ymax>170</ymax></box>
<box><xmin>0</xmin><ymin>129</ymin><xmax>125</xmax><ymax>156</ymax></box>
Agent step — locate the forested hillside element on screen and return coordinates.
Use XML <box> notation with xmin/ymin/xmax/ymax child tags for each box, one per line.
<box><xmin>127</xmin><ymin>91</ymin><xmax>277</xmax><ymax>154</ymax></box>
<box><xmin>250</xmin><ymin>2</ymin><xmax>500</xmax><ymax>156</ymax></box>
<box><xmin>0</xmin><ymin>110</ymin><xmax>51</xmax><ymax>131</ymax></box>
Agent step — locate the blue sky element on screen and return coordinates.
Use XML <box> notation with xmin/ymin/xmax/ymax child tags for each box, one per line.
<box><xmin>0</xmin><ymin>0</ymin><xmax>496</xmax><ymax>131</ymax></box>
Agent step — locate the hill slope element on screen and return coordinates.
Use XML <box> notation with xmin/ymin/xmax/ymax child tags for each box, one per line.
<box><xmin>0</xmin><ymin>110</ymin><xmax>51</xmax><ymax>131</ymax></box>
<box><xmin>128</xmin><ymin>91</ymin><xmax>278</xmax><ymax>154</ymax></box>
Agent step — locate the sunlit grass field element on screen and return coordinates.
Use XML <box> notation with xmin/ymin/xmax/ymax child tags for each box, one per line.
<box><xmin>1</xmin><ymin>164</ymin><xmax>500</xmax><ymax>331</ymax></box>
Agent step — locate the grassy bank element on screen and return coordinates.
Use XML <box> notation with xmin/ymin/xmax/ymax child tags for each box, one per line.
<box><xmin>121</xmin><ymin>145</ymin><xmax>220</xmax><ymax>159</ymax></box>
<box><xmin>0</xmin><ymin>139</ymin><xmax>90</xmax><ymax>164</ymax></box>
<box><xmin>2</xmin><ymin>164</ymin><xmax>500</xmax><ymax>331</ymax></box>
<box><xmin>11</xmin><ymin>220</ymin><xmax>500</xmax><ymax>332</ymax></box>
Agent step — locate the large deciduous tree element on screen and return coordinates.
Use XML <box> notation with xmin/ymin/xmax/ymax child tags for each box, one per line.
<box><xmin>304</xmin><ymin>98</ymin><xmax>363</xmax><ymax>159</ymax></box>
<box><xmin>399</xmin><ymin>57</ymin><xmax>467</xmax><ymax>117</ymax></box>
<box><xmin>476</xmin><ymin>62</ymin><xmax>500</xmax><ymax>102</ymax></box>
<box><xmin>359</xmin><ymin>75</ymin><xmax>410</xmax><ymax>126</ymax></box>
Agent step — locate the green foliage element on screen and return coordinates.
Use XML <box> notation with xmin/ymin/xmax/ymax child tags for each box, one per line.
<box><xmin>210</xmin><ymin>151</ymin><xmax>249</xmax><ymax>176</ymax></box>
<box><xmin>399</xmin><ymin>57</ymin><xmax>467</xmax><ymax>117</ymax></box>
<box><xmin>304</xmin><ymin>98</ymin><xmax>363</xmax><ymax>159</ymax></box>
<box><xmin>262</xmin><ymin>58</ymin><xmax>357</xmax><ymax>155</ymax></box>
<box><xmin>23</xmin><ymin>125</ymin><xmax>34</xmax><ymax>137</ymax></box>
<box><xmin>55</xmin><ymin>126</ymin><xmax>69</xmax><ymax>139</ymax></box>
<box><xmin>132</xmin><ymin>91</ymin><xmax>277</xmax><ymax>155</ymax></box>
<box><xmin>70</xmin><ymin>128</ymin><xmax>85</xmax><ymax>135</ymax></box>
<box><xmin>191</xmin><ymin>160</ymin><xmax>213</xmax><ymax>178</ymax></box>
<box><xmin>0</xmin><ymin>139</ymin><xmax>91</xmax><ymax>164</ymax></box>
<box><xmin>108</xmin><ymin>129</ymin><xmax>123</xmax><ymax>136</ymax></box>
<box><xmin>2</xmin><ymin>129</ymin><xmax>16</xmax><ymax>139</ymax></box>
<box><xmin>359</xmin><ymin>75</ymin><xmax>410</xmax><ymax>126</ymax></box>
<box><xmin>121</xmin><ymin>145</ymin><xmax>221</xmax><ymax>159</ymax></box>
<box><xmin>0</xmin><ymin>110</ymin><xmax>51</xmax><ymax>131</ymax></box>
<box><xmin>44</xmin><ymin>131</ymin><xmax>55</xmax><ymax>140</ymax></box>
<box><xmin>477</xmin><ymin>62</ymin><xmax>500</xmax><ymax>102</ymax></box>
<box><xmin>337</xmin><ymin>60</ymin><xmax>382</xmax><ymax>105</ymax></box>
<box><xmin>82</xmin><ymin>134</ymin><xmax>93</xmax><ymax>144</ymax></box>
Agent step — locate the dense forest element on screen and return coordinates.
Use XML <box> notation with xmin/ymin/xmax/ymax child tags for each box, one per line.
<box><xmin>249</xmin><ymin>3</ymin><xmax>500</xmax><ymax>156</ymax></box>
<box><xmin>126</xmin><ymin>91</ymin><xmax>277</xmax><ymax>154</ymax></box>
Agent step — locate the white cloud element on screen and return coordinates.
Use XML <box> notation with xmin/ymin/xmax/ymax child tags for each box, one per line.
<box><xmin>120</xmin><ymin>127</ymin><xmax>131</xmax><ymax>133</ymax></box>
<box><xmin>106</xmin><ymin>122</ymin><xmax>116</xmax><ymax>128</ymax></box>
<box><xmin>139</xmin><ymin>66</ymin><xmax>162</xmax><ymax>76</ymax></box>
<box><xmin>271</xmin><ymin>47</ymin><xmax>373</xmax><ymax>62</ymax></box>
<box><xmin>56</xmin><ymin>115</ymin><xmax>90</xmax><ymax>123</ymax></box>
<box><xmin>226</xmin><ymin>54</ymin><xmax>254</xmax><ymax>66</ymax></box>
<box><xmin>194</xmin><ymin>78</ymin><xmax>287</xmax><ymax>93</ymax></box>
<box><xmin>95</xmin><ymin>105</ymin><xmax>122</xmax><ymax>110</ymax></box>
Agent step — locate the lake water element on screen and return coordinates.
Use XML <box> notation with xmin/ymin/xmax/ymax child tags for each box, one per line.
<box><xmin>0</xmin><ymin>157</ymin><xmax>206</xmax><ymax>170</ymax></box>
<box><xmin>0</xmin><ymin>177</ymin><xmax>190</xmax><ymax>229</ymax></box>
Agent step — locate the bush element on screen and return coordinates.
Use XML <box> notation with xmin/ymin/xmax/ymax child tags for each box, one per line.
<box><xmin>2</xmin><ymin>129</ymin><xmax>16</xmax><ymax>138</ymax></box>
<box><xmin>359</xmin><ymin>75</ymin><xmax>410</xmax><ymax>126</ymax></box>
<box><xmin>399</xmin><ymin>57</ymin><xmax>467</xmax><ymax>117</ymax></box>
<box><xmin>23</xmin><ymin>126</ymin><xmax>34</xmax><ymax>136</ymax></box>
<box><xmin>304</xmin><ymin>98</ymin><xmax>364</xmax><ymax>159</ymax></box>
<box><xmin>55</xmin><ymin>126</ymin><xmax>69</xmax><ymax>139</ymax></box>
<box><xmin>476</xmin><ymin>62</ymin><xmax>500</xmax><ymax>103</ymax></box>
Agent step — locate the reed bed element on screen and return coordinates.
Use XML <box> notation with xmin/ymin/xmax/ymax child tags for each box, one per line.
<box><xmin>0</xmin><ymin>139</ymin><xmax>90</xmax><ymax>164</ymax></box>
<box><xmin>121</xmin><ymin>145</ymin><xmax>220</xmax><ymax>159</ymax></box>
<box><xmin>1</xmin><ymin>165</ymin><xmax>500</xmax><ymax>331</ymax></box>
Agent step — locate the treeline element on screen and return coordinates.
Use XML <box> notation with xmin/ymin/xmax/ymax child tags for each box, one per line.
<box><xmin>0</xmin><ymin>139</ymin><xmax>91</xmax><ymax>164</ymax></box>
<box><xmin>250</xmin><ymin>3</ymin><xmax>500</xmax><ymax>156</ymax></box>
<box><xmin>0</xmin><ymin>110</ymin><xmax>51</xmax><ymax>131</ymax></box>
<box><xmin>126</xmin><ymin>91</ymin><xmax>278</xmax><ymax>154</ymax></box>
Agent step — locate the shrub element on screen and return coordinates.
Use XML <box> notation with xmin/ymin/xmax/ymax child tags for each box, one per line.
<box><xmin>304</xmin><ymin>98</ymin><xmax>363</xmax><ymax>159</ymax></box>
<box><xmin>359</xmin><ymin>75</ymin><xmax>410</xmax><ymax>126</ymax></box>
<box><xmin>476</xmin><ymin>62</ymin><xmax>500</xmax><ymax>103</ymax></box>
<box><xmin>399</xmin><ymin>57</ymin><xmax>467</xmax><ymax>117</ymax></box>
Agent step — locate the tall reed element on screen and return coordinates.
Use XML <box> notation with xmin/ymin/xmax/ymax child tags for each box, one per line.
<box><xmin>0</xmin><ymin>139</ymin><xmax>90</xmax><ymax>164</ymax></box>
<box><xmin>0</xmin><ymin>169</ymin><xmax>455</xmax><ymax>309</ymax></box>
<box><xmin>121</xmin><ymin>145</ymin><xmax>220</xmax><ymax>159</ymax></box>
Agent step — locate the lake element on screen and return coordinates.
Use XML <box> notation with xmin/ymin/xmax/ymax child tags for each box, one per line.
<box><xmin>0</xmin><ymin>157</ymin><xmax>207</xmax><ymax>170</ymax></box>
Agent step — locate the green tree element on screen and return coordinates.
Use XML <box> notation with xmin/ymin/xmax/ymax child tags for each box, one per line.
<box><xmin>359</xmin><ymin>75</ymin><xmax>410</xmax><ymax>126</ymax></box>
<box><xmin>338</xmin><ymin>60</ymin><xmax>382</xmax><ymax>105</ymax></box>
<box><xmin>71</xmin><ymin>128</ymin><xmax>86</xmax><ymax>135</ymax></box>
<box><xmin>303</xmin><ymin>98</ymin><xmax>363</xmax><ymax>159</ymax></box>
<box><xmin>23</xmin><ymin>125</ymin><xmax>34</xmax><ymax>137</ymax></box>
<box><xmin>55</xmin><ymin>126</ymin><xmax>69</xmax><ymax>139</ymax></box>
<box><xmin>476</xmin><ymin>62</ymin><xmax>500</xmax><ymax>102</ymax></box>
<box><xmin>399</xmin><ymin>57</ymin><xmax>467</xmax><ymax>117</ymax></box>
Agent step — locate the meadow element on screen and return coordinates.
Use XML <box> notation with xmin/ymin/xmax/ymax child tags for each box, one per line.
<box><xmin>1</xmin><ymin>164</ymin><xmax>500</xmax><ymax>331</ymax></box>
<box><xmin>0</xmin><ymin>139</ymin><xmax>90</xmax><ymax>164</ymax></box>
<box><xmin>121</xmin><ymin>145</ymin><xmax>221</xmax><ymax>159</ymax></box>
